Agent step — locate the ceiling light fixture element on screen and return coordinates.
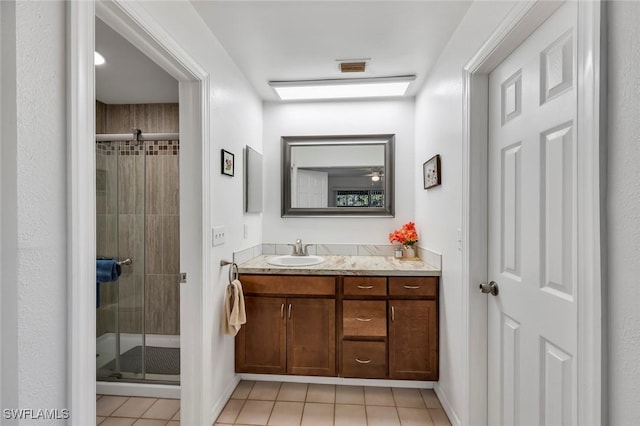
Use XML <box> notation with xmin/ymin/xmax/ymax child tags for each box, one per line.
<box><xmin>94</xmin><ymin>51</ymin><xmax>106</xmax><ymax>66</ymax></box>
<box><xmin>371</xmin><ymin>172</ymin><xmax>381</xmax><ymax>182</ymax></box>
<box><xmin>269</xmin><ymin>75</ymin><xmax>416</xmax><ymax>101</ymax></box>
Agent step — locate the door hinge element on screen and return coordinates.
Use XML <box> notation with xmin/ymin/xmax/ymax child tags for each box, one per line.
<box><xmin>180</xmin><ymin>272</ymin><xmax>187</xmax><ymax>283</ymax></box>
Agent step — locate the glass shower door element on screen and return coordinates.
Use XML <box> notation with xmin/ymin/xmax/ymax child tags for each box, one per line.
<box><xmin>96</xmin><ymin>140</ymin><xmax>146</xmax><ymax>380</ymax></box>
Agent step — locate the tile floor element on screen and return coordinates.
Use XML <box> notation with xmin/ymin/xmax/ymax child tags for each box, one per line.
<box><xmin>214</xmin><ymin>381</ymin><xmax>451</xmax><ymax>426</ymax></box>
<box><xmin>96</xmin><ymin>395</ymin><xmax>180</xmax><ymax>425</ymax></box>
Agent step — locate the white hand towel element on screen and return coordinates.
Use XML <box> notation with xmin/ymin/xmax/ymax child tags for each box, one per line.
<box><xmin>223</xmin><ymin>279</ymin><xmax>247</xmax><ymax>336</ymax></box>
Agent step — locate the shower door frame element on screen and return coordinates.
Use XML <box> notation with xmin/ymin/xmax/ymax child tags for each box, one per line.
<box><xmin>67</xmin><ymin>2</ymin><xmax>211</xmax><ymax>425</ymax></box>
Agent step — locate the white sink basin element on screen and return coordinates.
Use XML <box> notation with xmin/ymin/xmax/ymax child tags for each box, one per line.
<box><xmin>267</xmin><ymin>255</ymin><xmax>325</xmax><ymax>267</ymax></box>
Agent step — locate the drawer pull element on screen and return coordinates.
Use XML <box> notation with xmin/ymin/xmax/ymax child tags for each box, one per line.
<box><xmin>356</xmin><ymin>317</ymin><xmax>372</xmax><ymax>322</ymax></box>
<box><xmin>355</xmin><ymin>358</ymin><xmax>372</xmax><ymax>364</ymax></box>
<box><xmin>391</xmin><ymin>306</ymin><xmax>395</xmax><ymax>321</ymax></box>
<box><xmin>403</xmin><ymin>285</ymin><xmax>421</xmax><ymax>289</ymax></box>
<box><xmin>357</xmin><ymin>285</ymin><xmax>374</xmax><ymax>289</ymax></box>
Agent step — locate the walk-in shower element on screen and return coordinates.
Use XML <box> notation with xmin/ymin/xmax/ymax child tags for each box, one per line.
<box><xmin>95</xmin><ymin>110</ymin><xmax>180</xmax><ymax>386</ymax></box>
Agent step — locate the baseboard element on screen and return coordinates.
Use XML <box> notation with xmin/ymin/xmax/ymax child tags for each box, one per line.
<box><xmin>239</xmin><ymin>374</ymin><xmax>435</xmax><ymax>389</ymax></box>
<box><xmin>434</xmin><ymin>383</ymin><xmax>461</xmax><ymax>426</ymax></box>
<box><xmin>209</xmin><ymin>375</ymin><xmax>241</xmax><ymax>425</ymax></box>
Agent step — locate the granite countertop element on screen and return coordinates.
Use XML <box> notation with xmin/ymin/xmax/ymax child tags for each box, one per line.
<box><xmin>237</xmin><ymin>255</ymin><xmax>441</xmax><ymax>277</ymax></box>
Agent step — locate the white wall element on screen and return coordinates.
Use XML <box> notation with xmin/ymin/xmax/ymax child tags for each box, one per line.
<box><xmin>607</xmin><ymin>2</ymin><xmax>640</xmax><ymax>424</ymax></box>
<box><xmin>0</xmin><ymin>0</ymin><xmax>69</xmax><ymax>415</ymax></box>
<box><xmin>413</xmin><ymin>2</ymin><xmax>514</xmax><ymax>423</ymax></box>
<box><xmin>262</xmin><ymin>100</ymin><xmax>415</xmax><ymax>243</ymax></box>
<box><xmin>134</xmin><ymin>2</ymin><xmax>263</xmax><ymax>422</ymax></box>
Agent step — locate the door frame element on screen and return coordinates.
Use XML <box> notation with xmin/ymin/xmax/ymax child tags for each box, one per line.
<box><xmin>67</xmin><ymin>1</ymin><xmax>211</xmax><ymax>425</ymax></box>
<box><xmin>461</xmin><ymin>1</ymin><xmax>605</xmax><ymax>425</ymax></box>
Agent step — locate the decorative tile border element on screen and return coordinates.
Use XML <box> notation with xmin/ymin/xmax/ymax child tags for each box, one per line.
<box><xmin>95</xmin><ymin>140</ymin><xmax>179</xmax><ymax>156</ymax></box>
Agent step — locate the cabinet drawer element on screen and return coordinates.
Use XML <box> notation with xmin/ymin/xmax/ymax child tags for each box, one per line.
<box><xmin>389</xmin><ymin>277</ymin><xmax>437</xmax><ymax>297</ymax></box>
<box><xmin>343</xmin><ymin>277</ymin><xmax>387</xmax><ymax>296</ymax></box>
<box><xmin>343</xmin><ymin>301</ymin><xmax>386</xmax><ymax>337</ymax></box>
<box><xmin>240</xmin><ymin>275</ymin><xmax>336</xmax><ymax>296</ymax></box>
<box><xmin>341</xmin><ymin>341</ymin><xmax>387</xmax><ymax>378</ymax></box>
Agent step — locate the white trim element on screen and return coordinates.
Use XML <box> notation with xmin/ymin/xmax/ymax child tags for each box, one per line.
<box><xmin>66</xmin><ymin>2</ymin><xmax>97</xmax><ymax>425</ymax></box>
<box><xmin>434</xmin><ymin>383</ymin><xmax>461</xmax><ymax>426</ymax></box>
<box><xmin>210</xmin><ymin>375</ymin><xmax>241</xmax><ymax>425</ymax></box>
<box><xmin>239</xmin><ymin>373</ymin><xmax>435</xmax><ymax>389</ymax></box>
<box><xmin>461</xmin><ymin>1</ymin><xmax>604</xmax><ymax>425</ymax></box>
<box><xmin>68</xmin><ymin>2</ymin><xmax>210</xmax><ymax>425</ymax></box>
<box><xmin>96</xmin><ymin>382</ymin><xmax>180</xmax><ymax>399</ymax></box>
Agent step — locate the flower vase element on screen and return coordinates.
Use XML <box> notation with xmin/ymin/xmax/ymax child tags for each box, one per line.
<box><xmin>403</xmin><ymin>245</ymin><xmax>417</xmax><ymax>259</ymax></box>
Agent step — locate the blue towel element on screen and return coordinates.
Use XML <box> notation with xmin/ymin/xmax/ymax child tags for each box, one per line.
<box><xmin>97</xmin><ymin>259</ymin><xmax>121</xmax><ymax>308</ymax></box>
<box><xmin>97</xmin><ymin>259</ymin><xmax>121</xmax><ymax>283</ymax></box>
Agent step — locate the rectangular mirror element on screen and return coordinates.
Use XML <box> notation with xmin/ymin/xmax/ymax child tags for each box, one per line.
<box><xmin>245</xmin><ymin>145</ymin><xmax>263</xmax><ymax>213</ymax></box>
<box><xmin>282</xmin><ymin>134</ymin><xmax>394</xmax><ymax>217</ymax></box>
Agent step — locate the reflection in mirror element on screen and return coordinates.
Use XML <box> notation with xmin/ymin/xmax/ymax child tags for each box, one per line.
<box><xmin>282</xmin><ymin>134</ymin><xmax>394</xmax><ymax>217</ymax></box>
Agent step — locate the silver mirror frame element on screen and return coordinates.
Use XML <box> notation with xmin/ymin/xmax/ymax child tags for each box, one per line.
<box><xmin>281</xmin><ymin>134</ymin><xmax>395</xmax><ymax>217</ymax></box>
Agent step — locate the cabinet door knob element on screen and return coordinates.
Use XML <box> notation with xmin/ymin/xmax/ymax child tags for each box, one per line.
<box><xmin>357</xmin><ymin>285</ymin><xmax>374</xmax><ymax>289</ymax></box>
<box><xmin>356</xmin><ymin>317</ymin><xmax>372</xmax><ymax>322</ymax></box>
<box><xmin>403</xmin><ymin>285</ymin><xmax>420</xmax><ymax>289</ymax></box>
<box><xmin>355</xmin><ymin>358</ymin><xmax>372</xmax><ymax>364</ymax></box>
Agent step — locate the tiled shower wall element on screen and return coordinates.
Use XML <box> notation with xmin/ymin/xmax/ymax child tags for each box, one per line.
<box><xmin>96</xmin><ymin>101</ymin><xmax>180</xmax><ymax>337</ymax></box>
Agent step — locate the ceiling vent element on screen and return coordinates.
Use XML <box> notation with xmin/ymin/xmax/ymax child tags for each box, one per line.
<box><xmin>340</xmin><ymin>62</ymin><xmax>366</xmax><ymax>73</ymax></box>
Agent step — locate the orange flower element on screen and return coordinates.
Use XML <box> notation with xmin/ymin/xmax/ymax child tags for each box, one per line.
<box><xmin>388</xmin><ymin>222</ymin><xmax>419</xmax><ymax>245</ymax></box>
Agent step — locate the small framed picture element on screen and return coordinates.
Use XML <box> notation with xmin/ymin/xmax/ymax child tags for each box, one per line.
<box><xmin>423</xmin><ymin>154</ymin><xmax>441</xmax><ymax>189</ymax></box>
<box><xmin>221</xmin><ymin>149</ymin><xmax>234</xmax><ymax>177</ymax></box>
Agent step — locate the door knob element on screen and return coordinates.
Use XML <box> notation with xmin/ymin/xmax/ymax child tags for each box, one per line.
<box><xmin>479</xmin><ymin>281</ymin><xmax>499</xmax><ymax>296</ymax></box>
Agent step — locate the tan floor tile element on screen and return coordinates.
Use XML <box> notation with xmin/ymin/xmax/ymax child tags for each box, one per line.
<box><xmin>392</xmin><ymin>388</ymin><xmax>426</xmax><ymax>408</ymax></box>
<box><xmin>172</xmin><ymin>409</ymin><xmax>180</xmax><ymax>420</ymax></box>
<box><xmin>142</xmin><ymin>398</ymin><xmax>180</xmax><ymax>420</ymax></box>
<box><xmin>306</xmin><ymin>383</ymin><xmax>335</xmax><ymax>403</ymax></box>
<box><xmin>277</xmin><ymin>382</ymin><xmax>308</xmax><ymax>402</ymax></box>
<box><xmin>366</xmin><ymin>405</ymin><xmax>400</xmax><ymax>426</ymax></box>
<box><xmin>429</xmin><ymin>408</ymin><xmax>451</xmax><ymax>426</ymax></box>
<box><xmin>97</xmin><ymin>396</ymin><xmax>129</xmax><ymax>417</ymax></box>
<box><xmin>334</xmin><ymin>404</ymin><xmax>367</xmax><ymax>426</ymax></box>
<box><xmin>166</xmin><ymin>422</ymin><xmax>179</xmax><ymax>426</ymax></box>
<box><xmin>301</xmin><ymin>403</ymin><xmax>334</xmax><ymax>426</ymax></box>
<box><xmin>96</xmin><ymin>416</ymin><xmax>106</xmax><ymax>425</ymax></box>
<box><xmin>335</xmin><ymin>385</ymin><xmax>365</xmax><ymax>405</ymax></box>
<box><xmin>420</xmin><ymin>389</ymin><xmax>442</xmax><ymax>409</ymax></box>
<box><xmin>232</xmin><ymin>380</ymin><xmax>256</xmax><ymax>399</ymax></box>
<box><xmin>364</xmin><ymin>386</ymin><xmax>395</xmax><ymax>406</ymax></box>
<box><xmin>397</xmin><ymin>407</ymin><xmax>435</xmax><ymax>426</ymax></box>
<box><xmin>248</xmin><ymin>381</ymin><xmax>282</xmax><ymax>401</ymax></box>
<box><xmin>132</xmin><ymin>420</ymin><xmax>166</xmax><ymax>426</ymax></box>
<box><xmin>112</xmin><ymin>397</ymin><xmax>157</xmax><ymax>418</ymax></box>
<box><xmin>235</xmin><ymin>400</ymin><xmax>274</xmax><ymax>425</ymax></box>
<box><xmin>267</xmin><ymin>401</ymin><xmax>304</xmax><ymax>426</ymax></box>
<box><xmin>97</xmin><ymin>395</ymin><xmax>103</xmax><ymax>401</ymax></box>
<box><xmin>216</xmin><ymin>398</ymin><xmax>245</xmax><ymax>424</ymax></box>
<box><xmin>99</xmin><ymin>418</ymin><xmax>136</xmax><ymax>426</ymax></box>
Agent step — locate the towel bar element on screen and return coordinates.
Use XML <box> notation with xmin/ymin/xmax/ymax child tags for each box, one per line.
<box><xmin>117</xmin><ymin>258</ymin><xmax>132</xmax><ymax>266</ymax></box>
<box><xmin>220</xmin><ymin>260</ymin><xmax>239</xmax><ymax>283</ymax></box>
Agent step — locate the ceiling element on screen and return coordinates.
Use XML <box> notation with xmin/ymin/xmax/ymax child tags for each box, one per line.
<box><xmin>95</xmin><ymin>1</ymin><xmax>472</xmax><ymax>104</ymax></box>
<box><xmin>95</xmin><ymin>18</ymin><xmax>179</xmax><ymax>104</ymax></box>
<box><xmin>192</xmin><ymin>1</ymin><xmax>472</xmax><ymax>101</ymax></box>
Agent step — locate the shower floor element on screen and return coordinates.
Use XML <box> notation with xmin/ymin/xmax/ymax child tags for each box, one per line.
<box><xmin>104</xmin><ymin>346</ymin><xmax>180</xmax><ymax>375</ymax></box>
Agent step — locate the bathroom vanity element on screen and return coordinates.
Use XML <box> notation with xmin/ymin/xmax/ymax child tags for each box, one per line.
<box><xmin>235</xmin><ymin>256</ymin><xmax>440</xmax><ymax>381</ymax></box>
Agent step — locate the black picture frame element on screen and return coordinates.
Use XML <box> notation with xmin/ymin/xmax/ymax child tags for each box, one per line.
<box><xmin>221</xmin><ymin>149</ymin><xmax>234</xmax><ymax>176</ymax></box>
<box><xmin>423</xmin><ymin>154</ymin><xmax>441</xmax><ymax>189</ymax></box>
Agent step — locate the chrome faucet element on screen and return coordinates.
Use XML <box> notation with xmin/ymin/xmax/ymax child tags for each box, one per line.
<box><xmin>289</xmin><ymin>238</ymin><xmax>312</xmax><ymax>256</ymax></box>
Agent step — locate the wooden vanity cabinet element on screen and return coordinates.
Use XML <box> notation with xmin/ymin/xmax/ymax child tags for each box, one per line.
<box><xmin>235</xmin><ymin>275</ymin><xmax>336</xmax><ymax>377</ymax></box>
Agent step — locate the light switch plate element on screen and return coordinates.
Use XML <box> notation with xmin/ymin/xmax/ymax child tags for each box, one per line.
<box><xmin>243</xmin><ymin>224</ymin><xmax>249</xmax><ymax>239</ymax></box>
<box><xmin>213</xmin><ymin>226</ymin><xmax>226</xmax><ymax>246</ymax></box>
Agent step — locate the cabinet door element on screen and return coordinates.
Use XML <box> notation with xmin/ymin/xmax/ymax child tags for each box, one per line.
<box><xmin>389</xmin><ymin>300</ymin><xmax>438</xmax><ymax>380</ymax></box>
<box><xmin>287</xmin><ymin>298</ymin><xmax>336</xmax><ymax>376</ymax></box>
<box><xmin>235</xmin><ymin>296</ymin><xmax>286</xmax><ymax>374</ymax></box>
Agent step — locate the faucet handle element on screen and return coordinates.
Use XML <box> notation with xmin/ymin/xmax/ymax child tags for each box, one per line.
<box><xmin>302</xmin><ymin>244</ymin><xmax>313</xmax><ymax>256</ymax></box>
<box><xmin>288</xmin><ymin>243</ymin><xmax>300</xmax><ymax>256</ymax></box>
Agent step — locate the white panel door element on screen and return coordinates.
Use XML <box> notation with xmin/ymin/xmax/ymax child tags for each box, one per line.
<box><xmin>296</xmin><ymin>169</ymin><xmax>328</xmax><ymax>208</ymax></box>
<box><xmin>488</xmin><ymin>3</ymin><xmax>577</xmax><ymax>425</ymax></box>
